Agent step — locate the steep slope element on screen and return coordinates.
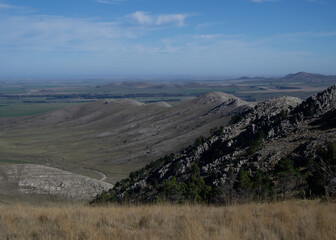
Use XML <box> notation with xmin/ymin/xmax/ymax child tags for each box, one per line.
<box><xmin>0</xmin><ymin>93</ymin><xmax>253</xmax><ymax>183</ymax></box>
<box><xmin>92</xmin><ymin>85</ymin><xmax>336</xmax><ymax>204</ymax></box>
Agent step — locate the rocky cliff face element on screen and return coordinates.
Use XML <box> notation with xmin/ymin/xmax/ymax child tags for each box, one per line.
<box><xmin>92</xmin><ymin>85</ymin><xmax>336</xmax><ymax>204</ymax></box>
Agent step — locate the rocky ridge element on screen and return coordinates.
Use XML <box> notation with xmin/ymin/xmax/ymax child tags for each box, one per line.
<box><xmin>92</xmin><ymin>85</ymin><xmax>336</xmax><ymax>204</ymax></box>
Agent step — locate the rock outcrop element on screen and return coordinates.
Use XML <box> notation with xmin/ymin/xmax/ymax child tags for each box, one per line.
<box><xmin>0</xmin><ymin>164</ymin><xmax>113</xmax><ymax>200</ymax></box>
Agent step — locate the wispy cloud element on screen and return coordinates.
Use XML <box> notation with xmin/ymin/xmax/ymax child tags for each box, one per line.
<box><xmin>0</xmin><ymin>1</ymin><xmax>35</xmax><ymax>13</ymax></box>
<box><xmin>95</xmin><ymin>0</ymin><xmax>126</xmax><ymax>4</ymax></box>
<box><xmin>0</xmin><ymin>15</ymin><xmax>126</xmax><ymax>52</ymax></box>
<box><xmin>0</xmin><ymin>2</ymin><xmax>17</xmax><ymax>9</ymax></box>
<box><xmin>0</xmin><ymin>3</ymin><xmax>14</xmax><ymax>9</ymax></box>
<box><xmin>196</xmin><ymin>21</ymin><xmax>226</xmax><ymax>30</ymax></box>
<box><xmin>157</xmin><ymin>14</ymin><xmax>186</xmax><ymax>27</ymax></box>
<box><xmin>127</xmin><ymin>11</ymin><xmax>188</xmax><ymax>27</ymax></box>
<box><xmin>258</xmin><ymin>31</ymin><xmax>336</xmax><ymax>44</ymax></box>
<box><xmin>194</xmin><ymin>34</ymin><xmax>223</xmax><ymax>40</ymax></box>
<box><xmin>251</xmin><ymin>0</ymin><xmax>277</xmax><ymax>2</ymax></box>
<box><xmin>0</xmin><ymin>2</ymin><xmax>334</xmax><ymax>76</ymax></box>
<box><xmin>0</xmin><ymin>10</ymin><xmax>191</xmax><ymax>53</ymax></box>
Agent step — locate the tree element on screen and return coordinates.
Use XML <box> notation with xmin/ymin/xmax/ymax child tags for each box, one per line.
<box><xmin>185</xmin><ymin>163</ymin><xmax>212</xmax><ymax>203</ymax></box>
<box><xmin>234</xmin><ymin>168</ymin><xmax>253</xmax><ymax>201</ymax></box>
<box><xmin>162</xmin><ymin>177</ymin><xmax>185</xmax><ymax>202</ymax></box>
<box><xmin>275</xmin><ymin>157</ymin><xmax>297</xmax><ymax>199</ymax></box>
<box><xmin>252</xmin><ymin>169</ymin><xmax>274</xmax><ymax>200</ymax></box>
<box><xmin>307</xmin><ymin>143</ymin><xmax>336</xmax><ymax>197</ymax></box>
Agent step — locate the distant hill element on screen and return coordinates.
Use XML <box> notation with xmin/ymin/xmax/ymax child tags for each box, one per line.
<box><xmin>280</xmin><ymin>72</ymin><xmax>336</xmax><ymax>82</ymax></box>
<box><xmin>92</xmin><ymin>85</ymin><xmax>336</xmax><ymax>204</ymax></box>
<box><xmin>234</xmin><ymin>72</ymin><xmax>336</xmax><ymax>83</ymax></box>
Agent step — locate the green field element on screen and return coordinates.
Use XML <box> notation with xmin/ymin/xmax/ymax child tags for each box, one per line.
<box><xmin>0</xmin><ymin>102</ymin><xmax>82</xmax><ymax>118</ymax></box>
<box><xmin>0</xmin><ymin>159</ymin><xmax>28</xmax><ymax>165</ymax></box>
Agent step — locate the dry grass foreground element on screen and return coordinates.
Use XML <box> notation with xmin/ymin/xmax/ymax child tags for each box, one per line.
<box><xmin>0</xmin><ymin>200</ymin><xmax>335</xmax><ymax>240</ymax></box>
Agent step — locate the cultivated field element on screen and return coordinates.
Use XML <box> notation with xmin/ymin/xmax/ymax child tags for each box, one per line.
<box><xmin>0</xmin><ymin>200</ymin><xmax>335</xmax><ymax>240</ymax></box>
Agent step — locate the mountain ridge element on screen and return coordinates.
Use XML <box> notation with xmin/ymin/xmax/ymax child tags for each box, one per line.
<box><xmin>92</xmin><ymin>85</ymin><xmax>336</xmax><ymax>204</ymax></box>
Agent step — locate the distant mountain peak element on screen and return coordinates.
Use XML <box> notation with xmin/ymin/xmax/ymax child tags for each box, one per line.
<box><xmin>281</xmin><ymin>72</ymin><xmax>327</xmax><ymax>81</ymax></box>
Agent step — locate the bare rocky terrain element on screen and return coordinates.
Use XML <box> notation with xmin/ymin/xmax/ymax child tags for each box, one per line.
<box><xmin>0</xmin><ymin>164</ymin><xmax>112</xmax><ymax>201</ymax></box>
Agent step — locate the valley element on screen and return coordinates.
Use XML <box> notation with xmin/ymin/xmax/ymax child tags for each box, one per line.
<box><xmin>0</xmin><ymin>91</ymin><xmax>252</xmax><ymax>184</ymax></box>
<box><xmin>2</xmin><ymin>0</ymin><xmax>335</xmax><ymax>238</ymax></box>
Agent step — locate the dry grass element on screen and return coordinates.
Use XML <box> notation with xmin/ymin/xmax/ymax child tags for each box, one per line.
<box><xmin>0</xmin><ymin>200</ymin><xmax>335</xmax><ymax>240</ymax></box>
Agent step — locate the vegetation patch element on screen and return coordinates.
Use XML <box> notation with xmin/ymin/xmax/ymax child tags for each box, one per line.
<box><xmin>0</xmin><ymin>201</ymin><xmax>335</xmax><ymax>240</ymax></box>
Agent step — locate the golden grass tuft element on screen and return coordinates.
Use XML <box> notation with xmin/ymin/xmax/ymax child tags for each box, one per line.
<box><xmin>0</xmin><ymin>200</ymin><xmax>335</xmax><ymax>240</ymax></box>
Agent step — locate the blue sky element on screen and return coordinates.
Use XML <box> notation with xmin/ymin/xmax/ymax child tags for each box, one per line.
<box><xmin>0</xmin><ymin>0</ymin><xmax>335</xmax><ymax>78</ymax></box>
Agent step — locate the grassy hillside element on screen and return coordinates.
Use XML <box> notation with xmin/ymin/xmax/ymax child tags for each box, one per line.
<box><xmin>0</xmin><ymin>200</ymin><xmax>335</xmax><ymax>240</ymax></box>
<box><xmin>0</xmin><ymin>93</ymin><xmax>251</xmax><ymax>183</ymax></box>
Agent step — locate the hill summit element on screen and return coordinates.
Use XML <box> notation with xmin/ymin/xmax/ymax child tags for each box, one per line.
<box><xmin>280</xmin><ymin>72</ymin><xmax>335</xmax><ymax>82</ymax></box>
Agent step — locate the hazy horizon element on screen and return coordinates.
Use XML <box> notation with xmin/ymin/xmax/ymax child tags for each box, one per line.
<box><xmin>2</xmin><ymin>71</ymin><xmax>335</xmax><ymax>82</ymax></box>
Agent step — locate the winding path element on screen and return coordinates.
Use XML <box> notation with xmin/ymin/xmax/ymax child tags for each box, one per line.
<box><xmin>94</xmin><ymin>170</ymin><xmax>107</xmax><ymax>181</ymax></box>
<box><xmin>85</xmin><ymin>168</ymin><xmax>107</xmax><ymax>181</ymax></box>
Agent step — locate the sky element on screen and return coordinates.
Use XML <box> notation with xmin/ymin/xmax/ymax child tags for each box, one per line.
<box><xmin>0</xmin><ymin>0</ymin><xmax>335</xmax><ymax>79</ymax></box>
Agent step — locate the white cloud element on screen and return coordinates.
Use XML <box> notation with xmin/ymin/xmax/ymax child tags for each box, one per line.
<box><xmin>157</xmin><ymin>14</ymin><xmax>186</xmax><ymax>27</ymax></box>
<box><xmin>128</xmin><ymin>11</ymin><xmax>153</xmax><ymax>25</ymax></box>
<box><xmin>127</xmin><ymin>11</ymin><xmax>188</xmax><ymax>27</ymax></box>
